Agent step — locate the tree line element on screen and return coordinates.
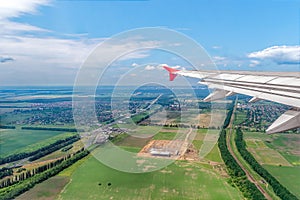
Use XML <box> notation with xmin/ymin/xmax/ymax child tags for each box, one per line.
<box><xmin>146</xmin><ymin>123</ymin><xmax>221</xmax><ymax>129</ymax></box>
<box><xmin>0</xmin><ymin>125</ymin><xmax>15</xmax><ymax>130</ymax></box>
<box><xmin>21</xmin><ymin>126</ymin><xmax>83</xmax><ymax>132</ymax></box>
<box><xmin>28</xmin><ymin>136</ymin><xmax>80</xmax><ymax>161</ymax></box>
<box><xmin>0</xmin><ymin>150</ymin><xmax>81</xmax><ymax>189</ymax></box>
<box><xmin>0</xmin><ymin>156</ymin><xmax>65</xmax><ymax>189</ymax></box>
<box><xmin>235</xmin><ymin>128</ymin><xmax>298</xmax><ymax>200</ymax></box>
<box><xmin>218</xmin><ymin>101</ymin><xmax>266</xmax><ymax>200</ymax></box>
<box><xmin>218</xmin><ymin>129</ymin><xmax>265</xmax><ymax>199</ymax></box>
<box><xmin>0</xmin><ymin>148</ymin><xmax>89</xmax><ymax>200</ymax></box>
<box><xmin>0</xmin><ymin>169</ymin><xmax>13</xmax><ymax>180</ymax></box>
<box><xmin>223</xmin><ymin>101</ymin><xmax>234</xmax><ymax>129</ymax></box>
<box><xmin>0</xmin><ymin>135</ymin><xmax>80</xmax><ymax>165</ymax></box>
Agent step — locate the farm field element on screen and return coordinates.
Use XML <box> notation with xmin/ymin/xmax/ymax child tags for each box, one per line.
<box><xmin>243</xmin><ymin>131</ymin><xmax>271</xmax><ymax>140</ymax></box>
<box><xmin>57</xmin><ymin>127</ymin><xmax>232</xmax><ymax>200</ymax></box>
<box><xmin>115</xmin><ymin>135</ymin><xmax>151</xmax><ymax>148</ymax></box>
<box><xmin>243</xmin><ymin>131</ymin><xmax>300</xmax><ymax>166</ymax></box>
<box><xmin>116</xmin><ymin>124</ymin><xmax>167</xmax><ymax>137</ymax></box>
<box><xmin>245</xmin><ymin>139</ymin><xmax>291</xmax><ymax>166</ymax></box>
<box><xmin>204</xmin><ymin>144</ymin><xmax>223</xmax><ymax>163</ymax></box>
<box><xmin>15</xmin><ymin>154</ymin><xmax>91</xmax><ymax>200</ymax></box>
<box><xmin>263</xmin><ymin>165</ymin><xmax>300</xmax><ymax>199</ymax></box>
<box><xmin>0</xmin><ymin>129</ymin><xmax>73</xmax><ymax>157</ymax></box>
<box><xmin>34</xmin><ymin>140</ymin><xmax>84</xmax><ymax>162</ymax></box>
<box><xmin>241</xmin><ymin>131</ymin><xmax>300</xmax><ymax>199</ymax></box>
<box><xmin>115</xmin><ymin>127</ymin><xmax>192</xmax><ymax>147</ymax></box>
<box><xmin>18</xmin><ymin>126</ymin><xmax>231</xmax><ymax>200</ymax></box>
<box><xmin>264</xmin><ymin>133</ymin><xmax>300</xmax><ymax>165</ymax></box>
<box><xmin>113</xmin><ymin>126</ymin><xmax>187</xmax><ymax>146</ymax></box>
<box><xmin>233</xmin><ymin>110</ymin><xmax>247</xmax><ymax>125</ymax></box>
<box><xmin>145</xmin><ymin>109</ymin><xmax>226</xmax><ymax>129</ymax></box>
<box><xmin>58</xmin><ymin>156</ymin><xmax>242</xmax><ymax>200</ymax></box>
<box><xmin>153</xmin><ymin>131</ymin><xmax>177</xmax><ymax>140</ymax></box>
<box><xmin>15</xmin><ymin>176</ymin><xmax>69</xmax><ymax>200</ymax></box>
<box><xmin>196</xmin><ymin>111</ymin><xmax>226</xmax><ymax>128</ymax></box>
<box><xmin>1</xmin><ymin>112</ymin><xmax>33</xmax><ymax>124</ymax></box>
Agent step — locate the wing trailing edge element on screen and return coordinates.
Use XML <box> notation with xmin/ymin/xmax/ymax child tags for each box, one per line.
<box><xmin>266</xmin><ymin>109</ymin><xmax>300</xmax><ymax>134</ymax></box>
<box><xmin>163</xmin><ymin>65</ymin><xmax>300</xmax><ymax>134</ymax></box>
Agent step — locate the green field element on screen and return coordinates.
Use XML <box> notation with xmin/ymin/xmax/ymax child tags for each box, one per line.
<box><xmin>241</xmin><ymin>131</ymin><xmax>300</xmax><ymax>198</ymax></box>
<box><xmin>243</xmin><ymin>131</ymin><xmax>300</xmax><ymax>166</ymax></box>
<box><xmin>58</xmin><ymin>156</ymin><xmax>242</xmax><ymax>200</ymax></box>
<box><xmin>264</xmin><ymin>134</ymin><xmax>300</xmax><ymax>165</ymax></box>
<box><xmin>11</xmin><ymin>125</ymin><xmax>237</xmax><ymax>200</ymax></box>
<box><xmin>114</xmin><ymin>134</ymin><xmax>151</xmax><ymax>148</ymax></box>
<box><xmin>264</xmin><ymin>165</ymin><xmax>300</xmax><ymax>199</ymax></box>
<box><xmin>16</xmin><ymin>176</ymin><xmax>69</xmax><ymax>200</ymax></box>
<box><xmin>233</xmin><ymin>110</ymin><xmax>247</xmax><ymax>125</ymax></box>
<box><xmin>204</xmin><ymin>144</ymin><xmax>223</xmax><ymax>163</ymax></box>
<box><xmin>1</xmin><ymin>112</ymin><xmax>33</xmax><ymax>124</ymax></box>
<box><xmin>153</xmin><ymin>131</ymin><xmax>177</xmax><ymax>140</ymax></box>
<box><xmin>0</xmin><ymin>129</ymin><xmax>74</xmax><ymax>157</ymax></box>
<box><xmin>54</xmin><ymin>127</ymin><xmax>237</xmax><ymax>199</ymax></box>
<box><xmin>192</xmin><ymin>140</ymin><xmax>203</xmax><ymax>150</ymax></box>
<box><xmin>243</xmin><ymin>131</ymin><xmax>271</xmax><ymax>140</ymax></box>
<box><xmin>118</xmin><ymin>146</ymin><xmax>142</xmax><ymax>153</ymax></box>
<box><xmin>116</xmin><ymin>124</ymin><xmax>169</xmax><ymax>137</ymax></box>
<box><xmin>245</xmin><ymin>139</ymin><xmax>291</xmax><ymax>166</ymax></box>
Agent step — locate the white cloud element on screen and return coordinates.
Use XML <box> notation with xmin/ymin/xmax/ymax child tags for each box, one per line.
<box><xmin>0</xmin><ymin>1</ymin><xmax>51</xmax><ymax>34</ymax></box>
<box><xmin>212</xmin><ymin>56</ymin><xmax>226</xmax><ymax>61</ymax></box>
<box><xmin>119</xmin><ymin>50</ymin><xmax>150</xmax><ymax>61</ymax></box>
<box><xmin>131</xmin><ymin>63</ymin><xmax>138</xmax><ymax>67</ymax></box>
<box><xmin>248</xmin><ymin>45</ymin><xmax>300</xmax><ymax>64</ymax></box>
<box><xmin>0</xmin><ymin>35</ymin><xmax>100</xmax><ymax>66</ymax></box>
<box><xmin>211</xmin><ymin>55</ymin><xmax>248</xmax><ymax>69</ymax></box>
<box><xmin>144</xmin><ymin>63</ymin><xmax>177</xmax><ymax>71</ymax></box>
<box><xmin>0</xmin><ymin>0</ymin><xmax>50</xmax><ymax>20</ymax></box>
<box><xmin>156</xmin><ymin>63</ymin><xmax>168</xmax><ymax>70</ymax></box>
<box><xmin>249</xmin><ymin>60</ymin><xmax>260</xmax><ymax>67</ymax></box>
<box><xmin>212</xmin><ymin>56</ymin><xmax>229</xmax><ymax>67</ymax></box>
<box><xmin>0</xmin><ymin>21</ymin><xmax>49</xmax><ymax>34</ymax></box>
<box><xmin>212</xmin><ymin>46</ymin><xmax>222</xmax><ymax>49</ymax></box>
<box><xmin>0</xmin><ymin>1</ymin><xmax>162</xmax><ymax>85</ymax></box>
<box><xmin>145</xmin><ymin>65</ymin><xmax>156</xmax><ymax>70</ymax></box>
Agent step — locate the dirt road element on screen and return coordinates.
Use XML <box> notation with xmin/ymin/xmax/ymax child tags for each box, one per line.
<box><xmin>227</xmin><ymin>98</ymin><xmax>272</xmax><ymax>200</ymax></box>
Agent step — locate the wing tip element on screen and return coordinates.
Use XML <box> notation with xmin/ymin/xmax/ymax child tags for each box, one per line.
<box><xmin>163</xmin><ymin>65</ymin><xmax>180</xmax><ymax>81</ymax></box>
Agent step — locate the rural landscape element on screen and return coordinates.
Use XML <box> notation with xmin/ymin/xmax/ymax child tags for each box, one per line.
<box><xmin>0</xmin><ymin>86</ymin><xmax>299</xmax><ymax>200</ymax></box>
<box><xmin>0</xmin><ymin>1</ymin><xmax>299</xmax><ymax>200</ymax></box>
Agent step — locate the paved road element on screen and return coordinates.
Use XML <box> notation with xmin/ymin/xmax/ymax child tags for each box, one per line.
<box><xmin>227</xmin><ymin>98</ymin><xmax>272</xmax><ymax>200</ymax></box>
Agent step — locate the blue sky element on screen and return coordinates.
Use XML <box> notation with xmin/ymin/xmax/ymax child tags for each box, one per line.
<box><xmin>0</xmin><ymin>0</ymin><xmax>299</xmax><ymax>85</ymax></box>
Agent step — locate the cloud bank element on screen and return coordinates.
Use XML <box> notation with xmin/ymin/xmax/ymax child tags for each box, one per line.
<box><xmin>248</xmin><ymin>45</ymin><xmax>300</xmax><ymax>65</ymax></box>
<box><xmin>0</xmin><ymin>0</ymin><xmax>50</xmax><ymax>20</ymax></box>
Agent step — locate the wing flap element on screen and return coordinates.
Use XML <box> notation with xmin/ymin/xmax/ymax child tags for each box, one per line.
<box><xmin>266</xmin><ymin>109</ymin><xmax>300</xmax><ymax>134</ymax></box>
<box><xmin>163</xmin><ymin>66</ymin><xmax>300</xmax><ymax>133</ymax></box>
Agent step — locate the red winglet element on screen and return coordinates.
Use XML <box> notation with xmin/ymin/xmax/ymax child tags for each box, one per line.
<box><xmin>163</xmin><ymin>65</ymin><xmax>180</xmax><ymax>81</ymax></box>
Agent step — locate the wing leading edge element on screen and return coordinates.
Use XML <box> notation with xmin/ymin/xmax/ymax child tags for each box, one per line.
<box><xmin>163</xmin><ymin>65</ymin><xmax>300</xmax><ymax>134</ymax></box>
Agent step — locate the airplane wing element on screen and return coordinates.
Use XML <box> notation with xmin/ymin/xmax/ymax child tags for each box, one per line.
<box><xmin>163</xmin><ymin>65</ymin><xmax>300</xmax><ymax>134</ymax></box>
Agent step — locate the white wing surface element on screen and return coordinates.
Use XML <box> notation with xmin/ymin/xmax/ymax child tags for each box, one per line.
<box><xmin>163</xmin><ymin>66</ymin><xmax>300</xmax><ymax>134</ymax></box>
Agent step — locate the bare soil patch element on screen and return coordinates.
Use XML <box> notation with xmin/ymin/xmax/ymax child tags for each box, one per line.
<box><xmin>197</xmin><ymin>112</ymin><xmax>225</xmax><ymax>128</ymax></box>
